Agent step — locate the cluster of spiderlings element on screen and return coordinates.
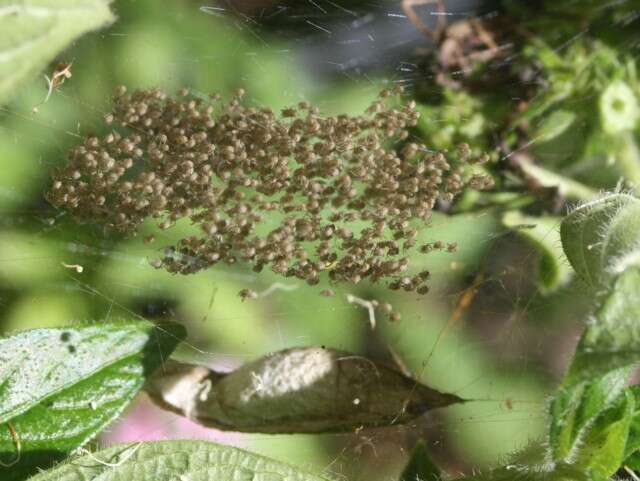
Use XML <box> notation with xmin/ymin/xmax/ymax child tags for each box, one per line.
<box><xmin>48</xmin><ymin>86</ymin><xmax>492</xmax><ymax>294</ymax></box>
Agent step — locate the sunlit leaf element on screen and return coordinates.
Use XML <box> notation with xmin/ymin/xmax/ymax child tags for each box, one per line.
<box><xmin>502</xmin><ymin>211</ymin><xmax>572</xmax><ymax>293</ymax></box>
<box><xmin>26</xmin><ymin>440</ymin><xmax>331</xmax><ymax>481</ymax></box>
<box><xmin>400</xmin><ymin>441</ymin><xmax>441</xmax><ymax>481</ymax></box>
<box><xmin>146</xmin><ymin>347</ymin><xmax>463</xmax><ymax>433</ymax></box>
<box><xmin>0</xmin><ymin>0</ymin><xmax>115</xmax><ymax>105</ymax></box>
<box><xmin>0</xmin><ymin>321</ymin><xmax>185</xmax><ymax>481</ymax></box>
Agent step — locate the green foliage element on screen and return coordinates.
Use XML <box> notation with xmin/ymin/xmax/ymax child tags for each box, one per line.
<box><xmin>519</xmin><ymin>39</ymin><xmax>640</xmax><ymax>190</ymax></box>
<box><xmin>547</xmin><ymin>194</ymin><xmax>640</xmax><ymax>480</ymax></box>
<box><xmin>416</xmin><ymin>88</ymin><xmax>491</xmax><ymax>154</ymax></box>
<box><xmin>25</xmin><ymin>440</ymin><xmax>331</xmax><ymax>481</ymax></box>
<box><xmin>0</xmin><ymin>0</ymin><xmax>115</xmax><ymax>105</ymax></box>
<box><xmin>437</xmin><ymin>192</ymin><xmax>640</xmax><ymax>481</ymax></box>
<box><xmin>0</xmin><ymin>321</ymin><xmax>185</xmax><ymax>480</ymax></box>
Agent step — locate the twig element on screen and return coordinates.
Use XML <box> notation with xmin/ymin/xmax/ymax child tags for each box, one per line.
<box><xmin>0</xmin><ymin>422</ymin><xmax>21</xmax><ymax>468</ymax></box>
<box><xmin>345</xmin><ymin>294</ymin><xmax>377</xmax><ymax>329</ymax></box>
<box><xmin>61</xmin><ymin>262</ymin><xmax>84</xmax><ymax>273</ymax></box>
<box><xmin>625</xmin><ymin>466</ymin><xmax>640</xmax><ymax>481</ymax></box>
<box><xmin>401</xmin><ymin>0</ymin><xmax>446</xmax><ymax>42</ymax></box>
<box><xmin>257</xmin><ymin>282</ymin><xmax>298</xmax><ymax>298</ymax></box>
<box><xmin>32</xmin><ymin>63</ymin><xmax>73</xmax><ymax>113</ymax></box>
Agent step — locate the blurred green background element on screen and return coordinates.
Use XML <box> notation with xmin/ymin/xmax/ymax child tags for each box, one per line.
<box><xmin>0</xmin><ymin>0</ymin><xmax>606</xmax><ymax>479</ymax></box>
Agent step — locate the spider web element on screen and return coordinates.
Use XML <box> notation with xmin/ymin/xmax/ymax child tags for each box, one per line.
<box><xmin>0</xmin><ymin>0</ymin><xmax>596</xmax><ymax>479</ymax></box>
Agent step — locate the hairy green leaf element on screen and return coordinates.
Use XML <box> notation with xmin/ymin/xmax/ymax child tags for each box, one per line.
<box><xmin>548</xmin><ymin>193</ymin><xmax>640</xmax><ymax>475</ymax></box>
<box><xmin>450</xmin><ymin>464</ymin><xmax>588</xmax><ymax>481</ymax></box>
<box><xmin>549</xmin><ymin>268</ymin><xmax>640</xmax><ymax>467</ymax></box>
<box><xmin>0</xmin><ymin>321</ymin><xmax>185</xmax><ymax>480</ymax></box>
<box><xmin>146</xmin><ymin>348</ymin><xmax>463</xmax><ymax>433</ymax></box>
<box><xmin>568</xmin><ymin>268</ymin><xmax>640</xmax><ymax>383</ymax></box>
<box><xmin>502</xmin><ymin>211</ymin><xmax>572</xmax><ymax>292</ymax></box>
<box><xmin>0</xmin><ymin>0</ymin><xmax>115</xmax><ymax>105</ymax></box>
<box><xmin>400</xmin><ymin>441</ymin><xmax>441</xmax><ymax>481</ymax></box>
<box><xmin>560</xmin><ymin>193</ymin><xmax>640</xmax><ymax>288</ymax></box>
<box><xmin>26</xmin><ymin>440</ymin><xmax>332</xmax><ymax>481</ymax></box>
<box><xmin>574</xmin><ymin>389</ymin><xmax>634</xmax><ymax>481</ymax></box>
<box><xmin>549</xmin><ymin>369</ymin><xmax>630</xmax><ymax>462</ymax></box>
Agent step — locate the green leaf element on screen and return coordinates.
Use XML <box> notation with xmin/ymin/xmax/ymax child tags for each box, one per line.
<box><xmin>400</xmin><ymin>441</ymin><xmax>441</xmax><ymax>481</ymax></box>
<box><xmin>0</xmin><ymin>321</ymin><xmax>185</xmax><ymax>481</ymax></box>
<box><xmin>550</xmin><ymin>193</ymin><xmax>640</xmax><ymax>475</ymax></box>
<box><xmin>532</xmin><ymin>110</ymin><xmax>577</xmax><ymax>142</ymax></box>
<box><xmin>0</xmin><ymin>0</ymin><xmax>115</xmax><ymax>105</ymax></box>
<box><xmin>515</xmin><ymin>159</ymin><xmax>596</xmax><ymax>201</ymax></box>
<box><xmin>26</xmin><ymin>440</ymin><xmax>332</xmax><ymax>481</ymax></box>
<box><xmin>622</xmin><ymin>387</ymin><xmax>640</xmax><ymax>468</ymax></box>
<box><xmin>626</xmin><ymin>455</ymin><xmax>640</xmax><ymax>471</ymax></box>
<box><xmin>146</xmin><ymin>348</ymin><xmax>464</xmax><ymax>433</ymax></box>
<box><xmin>574</xmin><ymin>389</ymin><xmax>634</xmax><ymax>481</ymax></box>
<box><xmin>549</xmin><ymin>269</ymin><xmax>640</xmax><ymax>466</ymax></box>
<box><xmin>560</xmin><ymin>193</ymin><xmax>640</xmax><ymax>288</ymax></box>
<box><xmin>549</xmin><ymin>369</ymin><xmax>630</xmax><ymax>462</ymax></box>
<box><xmin>567</xmin><ymin>268</ymin><xmax>640</xmax><ymax>383</ymax></box>
<box><xmin>502</xmin><ymin>211</ymin><xmax>572</xmax><ymax>293</ymax></box>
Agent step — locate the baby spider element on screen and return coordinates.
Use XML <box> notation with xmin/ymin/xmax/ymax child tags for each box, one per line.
<box><xmin>238</xmin><ymin>288</ymin><xmax>258</xmax><ymax>301</ymax></box>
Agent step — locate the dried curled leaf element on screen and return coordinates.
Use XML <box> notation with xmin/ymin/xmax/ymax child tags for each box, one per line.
<box><xmin>145</xmin><ymin>347</ymin><xmax>463</xmax><ymax>433</ymax></box>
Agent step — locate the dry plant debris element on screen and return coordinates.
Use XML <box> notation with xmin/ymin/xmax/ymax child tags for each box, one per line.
<box><xmin>48</xmin><ymin>86</ymin><xmax>492</xmax><ymax>294</ymax></box>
